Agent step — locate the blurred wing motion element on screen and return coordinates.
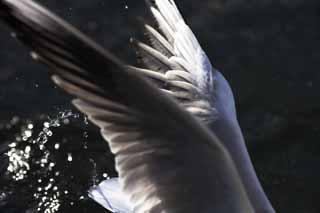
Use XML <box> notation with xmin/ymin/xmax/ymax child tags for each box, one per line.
<box><xmin>0</xmin><ymin>0</ymin><xmax>254</xmax><ymax>212</ymax></box>
<box><xmin>129</xmin><ymin>0</ymin><xmax>217</xmax><ymax>122</ymax></box>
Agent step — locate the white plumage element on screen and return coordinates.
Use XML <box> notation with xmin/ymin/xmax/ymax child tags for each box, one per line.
<box><xmin>0</xmin><ymin>0</ymin><xmax>275</xmax><ymax>212</ymax></box>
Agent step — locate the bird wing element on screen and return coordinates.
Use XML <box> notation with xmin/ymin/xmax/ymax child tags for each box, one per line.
<box><xmin>0</xmin><ymin>0</ymin><xmax>253</xmax><ymax>212</ymax></box>
<box><xmin>88</xmin><ymin>178</ymin><xmax>133</xmax><ymax>212</ymax></box>
<box><xmin>129</xmin><ymin>0</ymin><xmax>217</xmax><ymax>123</ymax></box>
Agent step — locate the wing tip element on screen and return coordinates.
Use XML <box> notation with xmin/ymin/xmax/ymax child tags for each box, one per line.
<box><xmin>51</xmin><ymin>75</ymin><xmax>62</xmax><ymax>86</ymax></box>
<box><xmin>129</xmin><ymin>37</ymin><xmax>144</xmax><ymax>50</ymax></box>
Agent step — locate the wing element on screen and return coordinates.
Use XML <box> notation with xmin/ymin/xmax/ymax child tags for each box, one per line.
<box><xmin>0</xmin><ymin>0</ymin><xmax>253</xmax><ymax>212</ymax></box>
<box><xmin>133</xmin><ymin>3</ymin><xmax>277</xmax><ymax>212</ymax></box>
<box><xmin>88</xmin><ymin>178</ymin><xmax>133</xmax><ymax>212</ymax></box>
<box><xmin>128</xmin><ymin>0</ymin><xmax>217</xmax><ymax>123</ymax></box>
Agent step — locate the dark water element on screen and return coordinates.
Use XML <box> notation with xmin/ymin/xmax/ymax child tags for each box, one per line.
<box><xmin>0</xmin><ymin>0</ymin><xmax>320</xmax><ymax>212</ymax></box>
<box><xmin>0</xmin><ymin>111</ymin><xmax>117</xmax><ymax>213</ymax></box>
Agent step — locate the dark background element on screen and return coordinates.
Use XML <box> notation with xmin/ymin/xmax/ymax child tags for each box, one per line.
<box><xmin>0</xmin><ymin>0</ymin><xmax>320</xmax><ymax>212</ymax></box>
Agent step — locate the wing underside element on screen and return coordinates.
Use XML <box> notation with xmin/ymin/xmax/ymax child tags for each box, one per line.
<box><xmin>129</xmin><ymin>0</ymin><xmax>218</xmax><ymax>123</ymax></box>
<box><xmin>0</xmin><ymin>0</ymin><xmax>253</xmax><ymax>212</ymax></box>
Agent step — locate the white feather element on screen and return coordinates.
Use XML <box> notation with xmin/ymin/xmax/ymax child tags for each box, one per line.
<box><xmin>88</xmin><ymin>178</ymin><xmax>133</xmax><ymax>213</ymax></box>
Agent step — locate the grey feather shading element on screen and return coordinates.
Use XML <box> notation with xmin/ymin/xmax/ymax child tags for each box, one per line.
<box><xmin>130</xmin><ymin>0</ymin><xmax>218</xmax><ymax>123</ymax></box>
<box><xmin>0</xmin><ymin>0</ymin><xmax>254</xmax><ymax>212</ymax></box>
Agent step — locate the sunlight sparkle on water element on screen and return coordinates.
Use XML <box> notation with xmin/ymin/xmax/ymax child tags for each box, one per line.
<box><xmin>6</xmin><ymin>147</ymin><xmax>30</xmax><ymax>180</ymax></box>
<box><xmin>54</xmin><ymin>143</ymin><xmax>60</xmax><ymax>150</ymax></box>
<box><xmin>5</xmin><ymin>110</ymin><xmax>83</xmax><ymax>213</ymax></box>
<box><xmin>67</xmin><ymin>153</ymin><xmax>73</xmax><ymax>162</ymax></box>
<box><xmin>28</xmin><ymin>123</ymin><xmax>34</xmax><ymax>129</ymax></box>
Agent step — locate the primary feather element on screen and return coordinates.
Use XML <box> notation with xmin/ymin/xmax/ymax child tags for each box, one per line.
<box><xmin>131</xmin><ymin>1</ymin><xmax>276</xmax><ymax>213</ymax></box>
<box><xmin>130</xmin><ymin>0</ymin><xmax>218</xmax><ymax>123</ymax></box>
<box><xmin>0</xmin><ymin>0</ymin><xmax>254</xmax><ymax>212</ymax></box>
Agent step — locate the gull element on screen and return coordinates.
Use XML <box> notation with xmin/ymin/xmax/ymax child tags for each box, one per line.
<box><xmin>0</xmin><ymin>0</ymin><xmax>275</xmax><ymax>212</ymax></box>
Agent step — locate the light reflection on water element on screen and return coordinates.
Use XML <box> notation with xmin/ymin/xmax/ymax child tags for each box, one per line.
<box><xmin>2</xmin><ymin>110</ymin><xmax>110</xmax><ymax>213</ymax></box>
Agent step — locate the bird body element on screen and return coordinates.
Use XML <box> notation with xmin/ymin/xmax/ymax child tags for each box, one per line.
<box><xmin>0</xmin><ymin>0</ymin><xmax>275</xmax><ymax>212</ymax></box>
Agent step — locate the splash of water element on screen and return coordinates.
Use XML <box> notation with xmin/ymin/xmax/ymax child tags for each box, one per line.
<box><xmin>5</xmin><ymin>110</ymin><xmax>87</xmax><ymax>213</ymax></box>
<box><xmin>1</xmin><ymin>109</ymin><xmax>113</xmax><ymax>213</ymax></box>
